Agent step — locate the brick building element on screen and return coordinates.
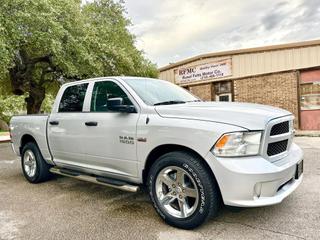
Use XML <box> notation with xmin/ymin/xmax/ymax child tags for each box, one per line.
<box><xmin>159</xmin><ymin>40</ymin><xmax>320</xmax><ymax>130</ymax></box>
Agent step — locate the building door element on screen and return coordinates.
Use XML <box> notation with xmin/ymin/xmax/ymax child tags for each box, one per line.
<box><xmin>213</xmin><ymin>81</ymin><xmax>232</xmax><ymax>102</ymax></box>
<box><xmin>300</xmin><ymin>70</ymin><xmax>320</xmax><ymax>130</ymax></box>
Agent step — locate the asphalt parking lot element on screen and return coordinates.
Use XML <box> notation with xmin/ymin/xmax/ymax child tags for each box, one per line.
<box><xmin>0</xmin><ymin>137</ymin><xmax>319</xmax><ymax>240</ymax></box>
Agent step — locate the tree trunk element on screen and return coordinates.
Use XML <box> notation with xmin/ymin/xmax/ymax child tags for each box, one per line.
<box><xmin>26</xmin><ymin>83</ymin><xmax>46</xmax><ymax>114</ymax></box>
<box><xmin>9</xmin><ymin>51</ymin><xmax>52</xmax><ymax>114</ymax></box>
<box><xmin>0</xmin><ymin>119</ymin><xmax>9</xmax><ymax>131</ymax></box>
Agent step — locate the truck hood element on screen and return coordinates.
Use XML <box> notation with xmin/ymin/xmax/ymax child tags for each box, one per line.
<box><xmin>155</xmin><ymin>102</ymin><xmax>292</xmax><ymax>130</ymax></box>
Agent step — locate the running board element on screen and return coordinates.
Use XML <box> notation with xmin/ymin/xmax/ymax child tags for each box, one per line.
<box><xmin>49</xmin><ymin>167</ymin><xmax>139</xmax><ymax>192</ymax></box>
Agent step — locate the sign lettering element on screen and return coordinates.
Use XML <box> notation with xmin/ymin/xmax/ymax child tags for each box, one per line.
<box><xmin>174</xmin><ymin>58</ymin><xmax>232</xmax><ymax>84</ymax></box>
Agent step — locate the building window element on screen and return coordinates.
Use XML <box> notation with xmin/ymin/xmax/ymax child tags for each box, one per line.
<box><xmin>214</xmin><ymin>82</ymin><xmax>231</xmax><ymax>94</ymax></box>
<box><xmin>216</xmin><ymin>93</ymin><xmax>232</xmax><ymax>102</ymax></box>
<box><xmin>212</xmin><ymin>81</ymin><xmax>233</xmax><ymax>102</ymax></box>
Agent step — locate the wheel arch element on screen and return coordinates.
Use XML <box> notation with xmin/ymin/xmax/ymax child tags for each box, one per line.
<box><xmin>20</xmin><ymin>134</ymin><xmax>37</xmax><ymax>154</ymax></box>
<box><xmin>142</xmin><ymin>144</ymin><xmax>219</xmax><ymax>189</ymax></box>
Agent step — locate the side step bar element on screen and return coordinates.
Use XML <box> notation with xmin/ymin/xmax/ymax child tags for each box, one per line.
<box><xmin>49</xmin><ymin>167</ymin><xmax>139</xmax><ymax>193</ymax></box>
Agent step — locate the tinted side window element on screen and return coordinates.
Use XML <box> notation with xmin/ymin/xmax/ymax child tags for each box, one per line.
<box><xmin>91</xmin><ymin>81</ymin><xmax>133</xmax><ymax>112</ymax></box>
<box><xmin>58</xmin><ymin>83</ymin><xmax>88</xmax><ymax>112</ymax></box>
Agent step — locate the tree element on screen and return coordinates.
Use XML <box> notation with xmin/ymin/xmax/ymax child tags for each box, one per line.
<box><xmin>0</xmin><ymin>0</ymin><xmax>158</xmax><ymax>114</ymax></box>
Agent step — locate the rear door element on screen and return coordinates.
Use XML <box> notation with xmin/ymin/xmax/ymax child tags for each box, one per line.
<box><xmin>48</xmin><ymin>83</ymin><xmax>89</xmax><ymax>166</ymax></box>
<box><xmin>81</xmin><ymin>79</ymin><xmax>140</xmax><ymax>178</ymax></box>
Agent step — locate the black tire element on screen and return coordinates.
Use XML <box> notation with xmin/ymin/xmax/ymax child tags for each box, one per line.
<box><xmin>21</xmin><ymin>142</ymin><xmax>52</xmax><ymax>183</ymax></box>
<box><xmin>147</xmin><ymin>151</ymin><xmax>221</xmax><ymax>229</ymax></box>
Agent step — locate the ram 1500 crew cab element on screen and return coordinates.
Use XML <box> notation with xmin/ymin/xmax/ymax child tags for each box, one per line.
<box><xmin>10</xmin><ymin>77</ymin><xmax>303</xmax><ymax>229</ymax></box>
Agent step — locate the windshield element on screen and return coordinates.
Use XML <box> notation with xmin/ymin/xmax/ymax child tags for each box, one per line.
<box><xmin>122</xmin><ymin>78</ymin><xmax>200</xmax><ymax>105</ymax></box>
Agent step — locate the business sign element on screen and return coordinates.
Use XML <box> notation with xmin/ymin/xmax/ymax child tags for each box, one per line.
<box><xmin>174</xmin><ymin>58</ymin><xmax>232</xmax><ymax>84</ymax></box>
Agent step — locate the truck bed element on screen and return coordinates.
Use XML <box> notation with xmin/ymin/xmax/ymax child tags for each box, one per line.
<box><xmin>10</xmin><ymin>114</ymin><xmax>52</xmax><ymax>162</ymax></box>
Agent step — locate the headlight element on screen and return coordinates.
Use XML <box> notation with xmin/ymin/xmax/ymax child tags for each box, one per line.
<box><xmin>212</xmin><ymin>131</ymin><xmax>262</xmax><ymax>157</ymax></box>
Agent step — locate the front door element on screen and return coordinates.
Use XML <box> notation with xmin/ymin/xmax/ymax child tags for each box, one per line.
<box><xmin>82</xmin><ymin>80</ymin><xmax>140</xmax><ymax>178</ymax></box>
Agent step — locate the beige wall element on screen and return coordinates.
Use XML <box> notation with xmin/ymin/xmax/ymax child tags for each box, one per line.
<box><xmin>159</xmin><ymin>44</ymin><xmax>320</xmax><ymax>86</ymax></box>
<box><xmin>234</xmin><ymin>71</ymin><xmax>299</xmax><ymax>128</ymax></box>
<box><xmin>158</xmin><ymin>42</ymin><xmax>318</xmax><ymax>129</ymax></box>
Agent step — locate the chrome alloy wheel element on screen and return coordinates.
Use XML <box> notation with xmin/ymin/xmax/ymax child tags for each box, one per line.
<box><xmin>155</xmin><ymin>166</ymin><xmax>199</xmax><ymax>218</ymax></box>
<box><xmin>23</xmin><ymin>150</ymin><xmax>37</xmax><ymax>178</ymax></box>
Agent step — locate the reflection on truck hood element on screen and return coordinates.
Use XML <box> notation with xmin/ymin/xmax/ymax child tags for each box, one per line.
<box><xmin>155</xmin><ymin>102</ymin><xmax>292</xmax><ymax>130</ymax></box>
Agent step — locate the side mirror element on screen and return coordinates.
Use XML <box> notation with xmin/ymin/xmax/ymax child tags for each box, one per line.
<box><xmin>107</xmin><ymin>97</ymin><xmax>136</xmax><ymax>113</ymax></box>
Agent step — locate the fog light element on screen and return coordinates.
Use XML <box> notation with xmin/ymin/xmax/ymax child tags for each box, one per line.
<box><xmin>254</xmin><ymin>183</ymin><xmax>262</xmax><ymax>198</ymax></box>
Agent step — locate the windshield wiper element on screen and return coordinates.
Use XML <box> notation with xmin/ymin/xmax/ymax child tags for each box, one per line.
<box><xmin>186</xmin><ymin>99</ymin><xmax>202</xmax><ymax>102</ymax></box>
<box><xmin>153</xmin><ymin>100</ymin><xmax>186</xmax><ymax>106</ymax></box>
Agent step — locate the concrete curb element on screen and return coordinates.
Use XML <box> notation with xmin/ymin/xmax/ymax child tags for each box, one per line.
<box><xmin>295</xmin><ymin>131</ymin><xmax>320</xmax><ymax>137</ymax></box>
<box><xmin>295</xmin><ymin>133</ymin><xmax>320</xmax><ymax>137</ymax></box>
<box><xmin>0</xmin><ymin>134</ymin><xmax>11</xmax><ymax>143</ymax></box>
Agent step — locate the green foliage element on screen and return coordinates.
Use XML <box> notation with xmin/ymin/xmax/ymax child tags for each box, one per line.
<box><xmin>81</xmin><ymin>0</ymin><xmax>158</xmax><ymax>77</ymax></box>
<box><xmin>41</xmin><ymin>94</ymin><xmax>55</xmax><ymax>113</ymax></box>
<box><xmin>0</xmin><ymin>0</ymin><xmax>158</xmax><ymax>80</ymax></box>
<box><xmin>0</xmin><ymin>94</ymin><xmax>55</xmax><ymax>123</ymax></box>
<box><xmin>0</xmin><ymin>95</ymin><xmax>26</xmax><ymax>123</ymax></box>
<box><xmin>0</xmin><ymin>0</ymin><xmax>158</xmax><ymax>113</ymax></box>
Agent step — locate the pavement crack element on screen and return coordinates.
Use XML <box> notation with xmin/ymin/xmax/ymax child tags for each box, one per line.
<box><xmin>213</xmin><ymin>220</ymin><xmax>306</xmax><ymax>240</ymax></box>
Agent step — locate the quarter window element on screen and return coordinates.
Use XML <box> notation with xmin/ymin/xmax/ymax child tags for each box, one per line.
<box><xmin>91</xmin><ymin>81</ymin><xmax>133</xmax><ymax>112</ymax></box>
<box><xmin>58</xmin><ymin>83</ymin><xmax>88</xmax><ymax>112</ymax></box>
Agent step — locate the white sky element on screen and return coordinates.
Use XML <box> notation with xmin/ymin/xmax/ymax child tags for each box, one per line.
<box><xmin>124</xmin><ymin>0</ymin><xmax>320</xmax><ymax>67</ymax></box>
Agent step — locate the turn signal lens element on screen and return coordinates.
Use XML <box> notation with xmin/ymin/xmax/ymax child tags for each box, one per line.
<box><xmin>215</xmin><ymin>135</ymin><xmax>229</xmax><ymax>148</ymax></box>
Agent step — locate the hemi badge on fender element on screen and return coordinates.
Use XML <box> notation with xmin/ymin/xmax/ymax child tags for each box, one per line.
<box><xmin>137</xmin><ymin>137</ymin><xmax>147</xmax><ymax>142</ymax></box>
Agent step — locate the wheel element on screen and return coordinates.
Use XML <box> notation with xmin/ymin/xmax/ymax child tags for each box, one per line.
<box><xmin>147</xmin><ymin>151</ymin><xmax>221</xmax><ymax>229</ymax></box>
<box><xmin>21</xmin><ymin>142</ymin><xmax>52</xmax><ymax>183</ymax></box>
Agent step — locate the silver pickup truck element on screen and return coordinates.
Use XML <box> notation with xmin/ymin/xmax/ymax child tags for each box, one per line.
<box><xmin>10</xmin><ymin>76</ymin><xmax>303</xmax><ymax>229</ymax></box>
